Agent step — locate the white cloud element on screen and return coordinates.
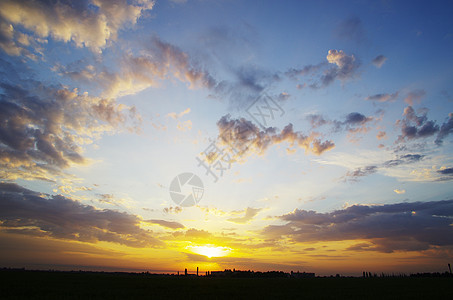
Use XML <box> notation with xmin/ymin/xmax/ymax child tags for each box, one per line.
<box><xmin>0</xmin><ymin>0</ymin><xmax>154</xmax><ymax>52</ymax></box>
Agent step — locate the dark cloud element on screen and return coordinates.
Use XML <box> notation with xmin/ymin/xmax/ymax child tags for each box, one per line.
<box><xmin>163</xmin><ymin>206</ymin><xmax>183</xmax><ymax>214</ymax></box>
<box><xmin>214</xmin><ymin>115</ymin><xmax>335</xmax><ymax>159</ymax></box>
<box><xmin>0</xmin><ymin>182</ymin><xmax>164</xmax><ymax>248</ymax></box>
<box><xmin>383</xmin><ymin>154</ymin><xmax>424</xmax><ymax>167</ymax></box>
<box><xmin>344</xmin><ymin>112</ymin><xmax>371</xmax><ymax>125</ymax></box>
<box><xmin>0</xmin><ymin>75</ymin><xmax>137</xmax><ymax>181</ymax></box>
<box><xmin>227</xmin><ymin>207</ymin><xmax>262</xmax><ymax>224</ymax></box>
<box><xmin>263</xmin><ymin>200</ymin><xmax>453</xmax><ymax>253</ymax></box>
<box><xmin>372</xmin><ymin>55</ymin><xmax>387</xmax><ymax>68</ymax></box>
<box><xmin>145</xmin><ymin>219</ymin><xmax>185</xmax><ymax>229</ymax></box>
<box><xmin>307</xmin><ymin>112</ymin><xmax>373</xmax><ymax>133</ymax></box>
<box><xmin>212</xmin><ymin>65</ymin><xmax>281</xmax><ymax>109</ymax></box>
<box><xmin>344</xmin><ymin>153</ymin><xmax>425</xmax><ymax>182</ymax></box>
<box><xmin>306</xmin><ymin>114</ymin><xmax>329</xmax><ymax>128</ymax></box>
<box><xmin>334</xmin><ymin>17</ymin><xmax>366</xmax><ymax>44</ymax></box>
<box><xmin>396</xmin><ymin>106</ymin><xmax>440</xmax><ymax>142</ymax></box>
<box><xmin>435</xmin><ymin>113</ymin><xmax>453</xmax><ymax>145</ymax></box>
<box><xmin>285</xmin><ymin>63</ymin><xmax>325</xmax><ymax>79</ymax></box>
<box><xmin>344</xmin><ymin>165</ymin><xmax>378</xmax><ymax>182</ymax></box>
<box><xmin>365</xmin><ymin>92</ymin><xmax>398</xmax><ymax>102</ymax></box>
<box><xmin>286</xmin><ymin>50</ymin><xmax>360</xmax><ymax>90</ymax></box>
<box><xmin>438</xmin><ymin>168</ymin><xmax>453</xmax><ymax>175</ymax></box>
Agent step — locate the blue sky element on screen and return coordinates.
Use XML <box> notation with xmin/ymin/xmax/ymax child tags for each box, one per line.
<box><xmin>0</xmin><ymin>0</ymin><xmax>453</xmax><ymax>275</ymax></box>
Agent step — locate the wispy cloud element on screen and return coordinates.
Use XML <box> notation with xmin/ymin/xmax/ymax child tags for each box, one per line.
<box><xmin>227</xmin><ymin>207</ymin><xmax>262</xmax><ymax>224</ymax></box>
<box><xmin>372</xmin><ymin>55</ymin><xmax>387</xmax><ymax>68</ymax></box>
<box><xmin>144</xmin><ymin>219</ymin><xmax>185</xmax><ymax>229</ymax></box>
<box><xmin>334</xmin><ymin>17</ymin><xmax>367</xmax><ymax>44</ymax></box>
<box><xmin>365</xmin><ymin>92</ymin><xmax>398</xmax><ymax>102</ymax></box>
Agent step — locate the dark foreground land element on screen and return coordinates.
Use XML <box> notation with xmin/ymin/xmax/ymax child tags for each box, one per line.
<box><xmin>1</xmin><ymin>270</ymin><xmax>452</xmax><ymax>299</ymax></box>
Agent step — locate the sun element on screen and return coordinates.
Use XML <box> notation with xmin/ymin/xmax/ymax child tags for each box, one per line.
<box><xmin>188</xmin><ymin>245</ymin><xmax>231</xmax><ymax>258</ymax></box>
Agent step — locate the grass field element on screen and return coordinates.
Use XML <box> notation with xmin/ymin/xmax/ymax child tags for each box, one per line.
<box><xmin>1</xmin><ymin>270</ymin><xmax>452</xmax><ymax>299</ymax></box>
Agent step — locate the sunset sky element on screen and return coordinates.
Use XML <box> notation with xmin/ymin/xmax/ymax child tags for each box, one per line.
<box><xmin>1</xmin><ymin>0</ymin><xmax>453</xmax><ymax>276</ymax></box>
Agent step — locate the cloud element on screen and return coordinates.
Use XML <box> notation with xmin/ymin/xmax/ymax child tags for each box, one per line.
<box><xmin>437</xmin><ymin>167</ymin><xmax>453</xmax><ymax>181</ymax></box>
<box><xmin>0</xmin><ymin>0</ymin><xmax>154</xmax><ymax>53</ymax></box>
<box><xmin>213</xmin><ymin>115</ymin><xmax>335</xmax><ymax>160</ymax></box>
<box><xmin>0</xmin><ymin>182</ymin><xmax>164</xmax><ymax>248</ymax></box>
<box><xmin>167</xmin><ymin>108</ymin><xmax>191</xmax><ymax>119</ymax></box>
<box><xmin>163</xmin><ymin>206</ymin><xmax>183</xmax><ymax>214</ymax></box>
<box><xmin>227</xmin><ymin>207</ymin><xmax>262</xmax><ymax>224</ymax></box>
<box><xmin>176</xmin><ymin>120</ymin><xmax>192</xmax><ymax>132</ymax></box>
<box><xmin>320</xmin><ymin>50</ymin><xmax>360</xmax><ymax>87</ymax></box>
<box><xmin>344</xmin><ymin>165</ymin><xmax>378</xmax><ymax>182</ymax></box>
<box><xmin>334</xmin><ymin>17</ymin><xmax>366</xmax><ymax>44</ymax></box>
<box><xmin>308</xmin><ymin>112</ymin><xmax>374</xmax><ymax>133</ymax></box>
<box><xmin>438</xmin><ymin>167</ymin><xmax>453</xmax><ymax>175</ymax></box>
<box><xmin>435</xmin><ymin>113</ymin><xmax>453</xmax><ymax>145</ymax></box>
<box><xmin>59</xmin><ymin>37</ymin><xmax>217</xmax><ymax>99</ymax></box>
<box><xmin>394</xmin><ymin>189</ymin><xmax>406</xmax><ymax>194</ymax></box>
<box><xmin>377</xmin><ymin>131</ymin><xmax>387</xmax><ymax>140</ymax></box>
<box><xmin>383</xmin><ymin>154</ymin><xmax>424</xmax><ymax>167</ymax></box>
<box><xmin>263</xmin><ymin>200</ymin><xmax>453</xmax><ymax>253</ymax></box>
<box><xmin>0</xmin><ymin>17</ymin><xmax>37</xmax><ymax>59</ymax></box>
<box><xmin>285</xmin><ymin>50</ymin><xmax>360</xmax><ymax>89</ymax></box>
<box><xmin>342</xmin><ymin>153</ymin><xmax>425</xmax><ymax>182</ymax></box>
<box><xmin>372</xmin><ymin>55</ymin><xmax>387</xmax><ymax>68</ymax></box>
<box><xmin>343</xmin><ymin>112</ymin><xmax>372</xmax><ymax>125</ymax></box>
<box><xmin>0</xmin><ymin>74</ymin><xmax>138</xmax><ymax>181</ymax></box>
<box><xmin>144</xmin><ymin>219</ymin><xmax>185</xmax><ymax>229</ymax></box>
<box><xmin>212</xmin><ymin>65</ymin><xmax>281</xmax><ymax>109</ymax></box>
<box><xmin>404</xmin><ymin>89</ymin><xmax>426</xmax><ymax>105</ymax></box>
<box><xmin>285</xmin><ymin>64</ymin><xmax>325</xmax><ymax>79</ymax></box>
<box><xmin>365</xmin><ymin>92</ymin><xmax>398</xmax><ymax>102</ymax></box>
<box><xmin>396</xmin><ymin>106</ymin><xmax>439</xmax><ymax>142</ymax></box>
<box><xmin>306</xmin><ymin>114</ymin><xmax>329</xmax><ymax>128</ymax></box>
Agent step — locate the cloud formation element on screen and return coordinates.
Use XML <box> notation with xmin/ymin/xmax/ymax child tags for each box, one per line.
<box><xmin>307</xmin><ymin>112</ymin><xmax>374</xmax><ymax>138</ymax></box>
<box><xmin>58</xmin><ymin>37</ymin><xmax>217</xmax><ymax>99</ymax></box>
<box><xmin>435</xmin><ymin>113</ymin><xmax>453</xmax><ymax>145</ymax></box>
<box><xmin>264</xmin><ymin>200</ymin><xmax>453</xmax><ymax>253</ymax></box>
<box><xmin>365</xmin><ymin>92</ymin><xmax>398</xmax><ymax>102</ymax></box>
<box><xmin>0</xmin><ymin>0</ymin><xmax>154</xmax><ymax>52</ymax></box>
<box><xmin>215</xmin><ymin>115</ymin><xmax>335</xmax><ymax>160</ymax></box>
<box><xmin>0</xmin><ymin>182</ymin><xmax>163</xmax><ymax>248</ymax></box>
<box><xmin>343</xmin><ymin>153</ymin><xmax>425</xmax><ymax>182</ymax></box>
<box><xmin>0</xmin><ymin>71</ymin><xmax>138</xmax><ymax>181</ymax></box>
<box><xmin>372</xmin><ymin>55</ymin><xmax>387</xmax><ymax>68</ymax></box>
<box><xmin>285</xmin><ymin>49</ymin><xmax>360</xmax><ymax>89</ymax></box>
<box><xmin>396</xmin><ymin>106</ymin><xmax>439</xmax><ymax>142</ymax></box>
<box><xmin>321</xmin><ymin>50</ymin><xmax>360</xmax><ymax>87</ymax></box>
<box><xmin>404</xmin><ymin>90</ymin><xmax>426</xmax><ymax>105</ymax></box>
<box><xmin>145</xmin><ymin>219</ymin><xmax>185</xmax><ymax>229</ymax></box>
<box><xmin>227</xmin><ymin>207</ymin><xmax>262</xmax><ymax>224</ymax></box>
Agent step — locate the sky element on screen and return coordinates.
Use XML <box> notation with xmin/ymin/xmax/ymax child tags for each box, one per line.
<box><xmin>0</xmin><ymin>0</ymin><xmax>453</xmax><ymax>276</ymax></box>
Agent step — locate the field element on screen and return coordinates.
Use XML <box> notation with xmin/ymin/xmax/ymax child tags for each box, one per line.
<box><xmin>1</xmin><ymin>270</ymin><xmax>452</xmax><ymax>299</ymax></box>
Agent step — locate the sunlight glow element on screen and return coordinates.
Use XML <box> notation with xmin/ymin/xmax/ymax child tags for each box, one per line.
<box><xmin>188</xmin><ymin>245</ymin><xmax>231</xmax><ymax>258</ymax></box>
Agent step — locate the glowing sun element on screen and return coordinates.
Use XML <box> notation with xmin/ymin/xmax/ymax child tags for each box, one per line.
<box><xmin>189</xmin><ymin>245</ymin><xmax>231</xmax><ymax>258</ymax></box>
